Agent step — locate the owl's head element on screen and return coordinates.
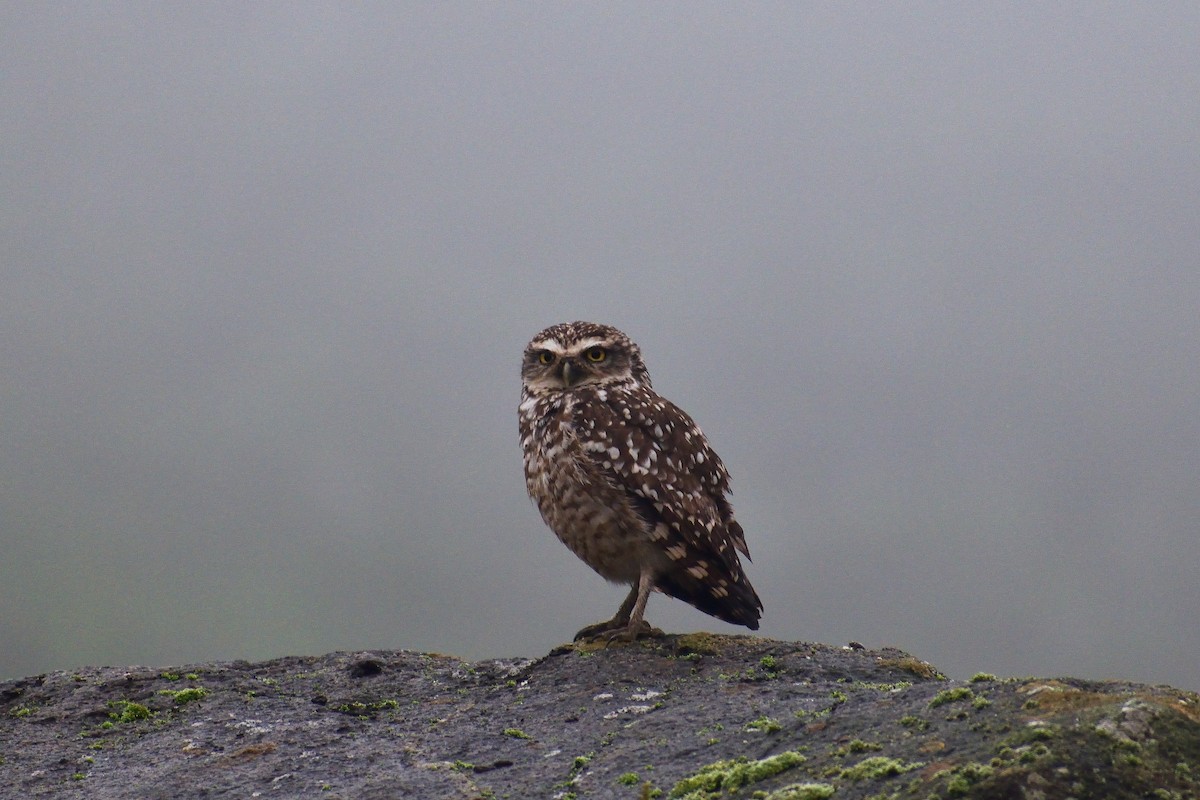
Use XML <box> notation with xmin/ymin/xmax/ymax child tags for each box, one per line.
<box><xmin>522</xmin><ymin>321</ymin><xmax>651</xmax><ymax>393</ymax></box>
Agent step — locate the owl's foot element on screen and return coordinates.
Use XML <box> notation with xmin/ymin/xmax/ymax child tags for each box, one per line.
<box><xmin>573</xmin><ymin>618</ymin><xmax>627</xmax><ymax>641</ymax></box>
<box><xmin>573</xmin><ymin>618</ymin><xmax>658</xmax><ymax>643</ymax></box>
<box><xmin>604</xmin><ymin>620</ymin><xmax>659</xmax><ymax>644</ymax></box>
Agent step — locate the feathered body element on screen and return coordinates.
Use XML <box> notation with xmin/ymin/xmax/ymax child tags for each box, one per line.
<box><xmin>519</xmin><ymin>321</ymin><xmax>762</xmax><ymax>640</ymax></box>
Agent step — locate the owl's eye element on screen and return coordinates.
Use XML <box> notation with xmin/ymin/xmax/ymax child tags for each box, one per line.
<box><xmin>537</xmin><ymin>351</ymin><xmax>554</xmax><ymax>365</ymax></box>
<box><xmin>585</xmin><ymin>347</ymin><xmax>607</xmax><ymax>363</ymax></box>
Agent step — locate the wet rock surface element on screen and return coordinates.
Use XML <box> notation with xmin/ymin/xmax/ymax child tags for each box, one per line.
<box><xmin>2</xmin><ymin>634</ymin><xmax>1198</xmax><ymax>799</ymax></box>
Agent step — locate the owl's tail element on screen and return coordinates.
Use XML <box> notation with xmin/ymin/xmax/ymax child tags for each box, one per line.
<box><xmin>655</xmin><ymin>568</ymin><xmax>763</xmax><ymax>630</ymax></box>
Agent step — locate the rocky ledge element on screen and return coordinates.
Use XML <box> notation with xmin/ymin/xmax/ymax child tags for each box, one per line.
<box><xmin>2</xmin><ymin>634</ymin><xmax>1198</xmax><ymax>799</ymax></box>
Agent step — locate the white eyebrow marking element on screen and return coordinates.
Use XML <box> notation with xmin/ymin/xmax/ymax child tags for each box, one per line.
<box><xmin>568</xmin><ymin>337</ymin><xmax>607</xmax><ymax>352</ymax></box>
<box><xmin>531</xmin><ymin>337</ymin><xmax>564</xmax><ymax>353</ymax></box>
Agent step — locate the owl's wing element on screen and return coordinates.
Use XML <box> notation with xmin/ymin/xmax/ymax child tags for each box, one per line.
<box><xmin>583</xmin><ymin>385</ymin><xmax>747</xmax><ymax>555</ymax></box>
<box><xmin>580</xmin><ymin>385</ymin><xmax>762</xmax><ymax>627</ymax></box>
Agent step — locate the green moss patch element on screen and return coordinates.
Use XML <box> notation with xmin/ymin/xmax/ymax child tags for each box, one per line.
<box><xmin>763</xmin><ymin>783</ymin><xmax>835</xmax><ymax>800</ymax></box>
<box><xmin>108</xmin><ymin>700</ymin><xmax>153</xmax><ymax>724</ymax></box>
<box><xmin>670</xmin><ymin>750</ymin><xmax>806</xmax><ymax>798</ymax></box>
<box><xmin>928</xmin><ymin>687</ymin><xmax>974</xmax><ymax>709</ymax></box>
<box><xmin>167</xmin><ymin>687</ymin><xmax>209</xmax><ymax>705</ymax></box>
<box><xmin>839</xmin><ymin>755</ymin><xmax>924</xmax><ymax>781</ymax></box>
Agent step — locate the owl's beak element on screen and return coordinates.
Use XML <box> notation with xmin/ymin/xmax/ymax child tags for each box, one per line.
<box><xmin>559</xmin><ymin>359</ymin><xmax>577</xmax><ymax>387</ymax></box>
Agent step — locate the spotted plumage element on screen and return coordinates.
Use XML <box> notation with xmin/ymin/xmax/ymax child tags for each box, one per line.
<box><xmin>519</xmin><ymin>321</ymin><xmax>762</xmax><ymax>641</ymax></box>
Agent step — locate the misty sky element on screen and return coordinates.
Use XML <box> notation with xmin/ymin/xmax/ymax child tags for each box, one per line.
<box><xmin>3</xmin><ymin>4</ymin><xmax>1198</xmax><ymax>692</ymax></box>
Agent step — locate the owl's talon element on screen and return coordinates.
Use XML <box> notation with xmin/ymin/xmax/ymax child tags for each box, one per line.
<box><xmin>574</xmin><ymin>619</ymin><xmax>656</xmax><ymax>644</ymax></box>
<box><xmin>603</xmin><ymin>620</ymin><xmax>656</xmax><ymax>644</ymax></box>
<box><xmin>573</xmin><ymin>618</ymin><xmax>628</xmax><ymax>641</ymax></box>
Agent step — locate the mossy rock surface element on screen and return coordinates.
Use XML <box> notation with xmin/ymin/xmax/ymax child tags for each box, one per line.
<box><xmin>1</xmin><ymin>635</ymin><xmax>1197</xmax><ymax>798</ymax></box>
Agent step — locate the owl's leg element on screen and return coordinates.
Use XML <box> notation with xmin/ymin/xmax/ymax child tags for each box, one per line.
<box><xmin>621</xmin><ymin>568</ymin><xmax>654</xmax><ymax>637</ymax></box>
<box><xmin>573</xmin><ymin>571</ymin><xmax>656</xmax><ymax>642</ymax></box>
<box><xmin>573</xmin><ymin>584</ymin><xmax>637</xmax><ymax>640</ymax></box>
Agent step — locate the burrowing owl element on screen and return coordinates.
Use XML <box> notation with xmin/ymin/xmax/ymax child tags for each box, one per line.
<box><xmin>519</xmin><ymin>321</ymin><xmax>762</xmax><ymax>641</ymax></box>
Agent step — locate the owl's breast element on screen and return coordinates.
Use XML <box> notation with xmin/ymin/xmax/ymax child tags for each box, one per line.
<box><xmin>520</xmin><ymin>392</ymin><xmax>650</xmax><ymax>582</ymax></box>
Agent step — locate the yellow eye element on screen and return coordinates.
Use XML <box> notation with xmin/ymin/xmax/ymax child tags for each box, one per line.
<box><xmin>537</xmin><ymin>351</ymin><xmax>554</xmax><ymax>365</ymax></box>
<box><xmin>585</xmin><ymin>347</ymin><xmax>607</xmax><ymax>362</ymax></box>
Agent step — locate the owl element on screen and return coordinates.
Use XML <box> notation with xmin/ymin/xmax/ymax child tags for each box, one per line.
<box><xmin>519</xmin><ymin>321</ymin><xmax>762</xmax><ymax>641</ymax></box>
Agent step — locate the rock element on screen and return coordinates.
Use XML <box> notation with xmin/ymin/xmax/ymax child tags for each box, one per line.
<box><xmin>1</xmin><ymin>634</ymin><xmax>1198</xmax><ymax>798</ymax></box>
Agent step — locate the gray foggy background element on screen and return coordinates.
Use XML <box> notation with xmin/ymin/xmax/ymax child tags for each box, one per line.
<box><xmin>3</xmin><ymin>4</ymin><xmax>1198</xmax><ymax>691</ymax></box>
